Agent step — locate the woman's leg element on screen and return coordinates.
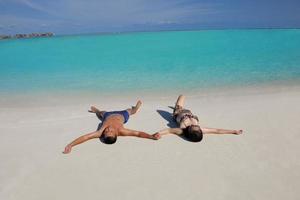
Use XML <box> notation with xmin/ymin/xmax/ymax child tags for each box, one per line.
<box><xmin>173</xmin><ymin>95</ymin><xmax>190</xmax><ymax>128</ymax></box>
<box><xmin>173</xmin><ymin>95</ymin><xmax>185</xmax><ymax>116</ymax></box>
<box><xmin>175</xmin><ymin>95</ymin><xmax>185</xmax><ymax>109</ymax></box>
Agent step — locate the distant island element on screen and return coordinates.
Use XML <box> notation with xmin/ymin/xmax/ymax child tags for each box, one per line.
<box><xmin>0</xmin><ymin>32</ymin><xmax>54</xmax><ymax>40</ymax></box>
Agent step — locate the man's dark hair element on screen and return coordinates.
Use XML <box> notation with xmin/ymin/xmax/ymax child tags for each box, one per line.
<box><xmin>103</xmin><ymin>136</ymin><xmax>117</xmax><ymax>144</ymax></box>
<box><xmin>183</xmin><ymin>125</ymin><xmax>203</xmax><ymax>142</ymax></box>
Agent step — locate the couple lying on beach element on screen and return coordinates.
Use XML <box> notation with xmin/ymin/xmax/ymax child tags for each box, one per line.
<box><xmin>63</xmin><ymin>95</ymin><xmax>243</xmax><ymax>154</ymax></box>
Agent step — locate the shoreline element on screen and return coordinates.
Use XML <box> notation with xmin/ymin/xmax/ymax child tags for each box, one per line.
<box><xmin>1</xmin><ymin>79</ymin><xmax>299</xmax><ymax>108</ymax></box>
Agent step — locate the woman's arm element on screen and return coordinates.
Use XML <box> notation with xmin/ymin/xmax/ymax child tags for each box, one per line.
<box><xmin>202</xmin><ymin>127</ymin><xmax>243</xmax><ymax>135</ymax></box>
<box><xmin>152</xmin><ymin>128</ymin><xmax>183</xmax><ymax>139</ymax></box>
<box><xmin>63</xmin><ymin>130</ymin><xmax>102</xmax><ymax>154</ymax></box>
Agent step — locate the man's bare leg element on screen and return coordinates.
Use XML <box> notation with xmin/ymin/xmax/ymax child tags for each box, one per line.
<box><xmin>89</xmin><ymin>106</ymin><xmax>105</xmax><ymax>120</ymax></box>
<box><xmin>127</xmin><ymin>100</ymin><xmax>142</xmax><ymax>115</ymax></box>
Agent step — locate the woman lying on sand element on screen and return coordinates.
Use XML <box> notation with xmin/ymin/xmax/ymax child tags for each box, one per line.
<box><xmin>153</xmin><ymin>95</ymin><xmax>243</xmax><ymax>142</ymax></box>
<box><xmin>63</xmin><ymin>101</ymin><xmax>158</xmax><ymax>154</ymax></box>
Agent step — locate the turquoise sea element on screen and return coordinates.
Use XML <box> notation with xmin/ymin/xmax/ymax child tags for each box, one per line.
<box><xmin>0</xmin><ymin>29</ymin><xmax>300</xmax><ymax>95</ymax></box>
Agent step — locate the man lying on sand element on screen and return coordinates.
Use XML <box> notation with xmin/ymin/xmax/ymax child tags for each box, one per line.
<box><xmin>63</xmin><ymin>100</ymin><xmax>158</xmax><ymax>154</ymax></box>
<box><xmin>153</xmin><ymin>95</ymin><xmax>243</xmax><ymax>142</ymax></box>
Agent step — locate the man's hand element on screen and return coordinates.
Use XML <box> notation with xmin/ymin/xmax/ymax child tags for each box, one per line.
<box><xmin>63</xmin><ymin>144</ymin><xmax>72</xmax><ymax>154</ymax></box>
<box><xmin>235</xmin><ymin>130</ymin><xmax>243</xmax><ymax>135</ymax></box>
<box><xmin>152</xmin><ymin>133</ymin><xmax>161</xmax><ymax>140</ymax></box>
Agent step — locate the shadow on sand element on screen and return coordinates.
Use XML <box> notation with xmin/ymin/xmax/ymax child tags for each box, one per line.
<box><xmin>97</xmin><ymin>122</ymin><xmax>107</xmax><ymax>144</ymax></box>
<box><xmin>89</xmin><ymin>110</ymin><xmax>107</xmax><ymax>144</ymax></box>
<box><xmin>156</xmin><ymin>108</ymin><xmax>192</xmax><ymax>142</ymax></box>
<box><xmin>156</xmin><ymin>109</ymin><xmax>177</xmax><ymax>128</ymax></box>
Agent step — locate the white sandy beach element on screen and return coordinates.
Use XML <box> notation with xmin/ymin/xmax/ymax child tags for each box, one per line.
<box><xmin>0</xmin><ymin>84</ymin><xmax>300</xmax><ymax>200</ymax></box>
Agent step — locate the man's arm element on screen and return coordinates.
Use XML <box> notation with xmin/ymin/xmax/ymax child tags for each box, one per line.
<box><xmin>202</xmin><ymin>127</ymin><xmax>243</xmax><ymax>135</ymax></box>
<box><xmin>120</xmin><ymin>128</ymin><xmax>158</xmax><ymax>140</ymax></box>
<box><xmin>63</xmin><ymin>130</ymin><xmax>102</xmax><ymax>154</ymax></box>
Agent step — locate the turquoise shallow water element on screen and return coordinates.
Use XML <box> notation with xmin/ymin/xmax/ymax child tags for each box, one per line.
<box><xmin>0</xmin><ymin>29</ymin><xmax>300</xmax><ymax>95</ymax></box>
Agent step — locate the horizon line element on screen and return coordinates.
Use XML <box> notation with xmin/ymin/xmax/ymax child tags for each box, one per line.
<box><xmin>55</xmin><ymin>26</ymin><xmax>300</xmax><ymax>37</ymax></box>
<box><xmin>1</xmin><ymin>27</ymin><xmax>300</xmax><ymax>40</ymax></box>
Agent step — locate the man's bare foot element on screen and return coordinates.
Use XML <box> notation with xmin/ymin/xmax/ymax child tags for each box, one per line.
<box><xmin>131</xmin><ymin>100</ymin><xmax>142</xmax><ymax>113</ymax></box>
<box><xmin>235</xmin><ymin>130</ymin><xmax>243</xmax><ymax>135</ymax></box>
<box><xmin>89</xmin><ymin>106</ymin><xmax>100</xmax><ymax>113</ymax></box>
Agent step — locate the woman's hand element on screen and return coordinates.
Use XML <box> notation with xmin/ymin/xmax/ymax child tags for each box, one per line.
<box><xmin>63</xmin><ymin>144</ymin><xmax>72</xmax><ymax>154</ymax></box>
<box><xmin>152</xmin><ymin>133</ymin><xmax>161</xmax><ymax>140</ymax></box>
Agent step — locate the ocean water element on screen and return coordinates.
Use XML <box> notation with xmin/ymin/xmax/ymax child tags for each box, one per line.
<box><xmin>0</xmin><ymin>29</ymin><xmax>300</xmax><ymax>95</ymax></box>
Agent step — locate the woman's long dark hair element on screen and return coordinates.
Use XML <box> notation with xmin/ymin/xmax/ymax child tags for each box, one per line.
<box><xmin>183</xmin><ymin>125</ymin><xmax>203</xmax><ymax>142</ymax></box>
